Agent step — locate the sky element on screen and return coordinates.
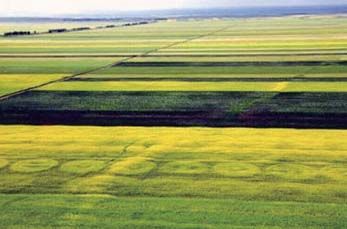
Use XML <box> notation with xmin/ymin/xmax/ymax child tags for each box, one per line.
<box><xmin>1</xmin><ymin>0</ymin><xmax>347</xmax><ymax>16</ymax></box>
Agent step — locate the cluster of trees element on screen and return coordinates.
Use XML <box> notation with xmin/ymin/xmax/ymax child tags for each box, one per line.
<box><xmin>72</xmin><ymin>27</ymin><xmax>90</xmax><ymax>31</ymax></box>
<box><xmin>48</xmin><ymin>28</ymin><xmax>67</xmax><ymax>33</ymax></box>
<box><xmin>3</xmin><ymin>20</ymin><xmax>155</xmax><ymax>37</ymax></box>
<box><xmin>49</xmin><ymin>27</ymin><xmax>91</xmax><ymax>33</ymax></box>
<box><xmin>124</xmin><ymin>21</ymin><xmax>149</xmax><ymax>26</ymax></box>
<box><xmin>4</xmin><ymin>31</ymin><xmax>32</xmax><ymax>37</ymax></box>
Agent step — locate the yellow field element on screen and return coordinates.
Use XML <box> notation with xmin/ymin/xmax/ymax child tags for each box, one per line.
<box><xmin>38</xmin><ymin>81</ymin><xmax>347</xmax><ymax>92</ymax></box>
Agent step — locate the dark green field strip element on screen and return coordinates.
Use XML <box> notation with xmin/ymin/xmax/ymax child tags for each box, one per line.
<box><xmin>116</xmin><ymin>61</ymin><xmax>347</xmax><ymax>67</ymax></box>
<box><xmin>0</xmin><ymin>91</ymin><xmax>262</xmax><ymax>112</ymax></box>
<box><xmin>0</xmin><ymin>194</ymin><xmax>345</xmax><ymax>228</ymax></box>
<box><xmin>248</xmin><ymin>92</ymin><xmax>347</xmax><ymax>114</ymax></box>
<box><xmin>1</xmin><ymin>91</ymin><xmax>347</xmax><ymax>128</ymax></box>
<box><xmin>69</xmin><ymin>77</ymin><xmax>347</xmax><ymax>82</ymax></box>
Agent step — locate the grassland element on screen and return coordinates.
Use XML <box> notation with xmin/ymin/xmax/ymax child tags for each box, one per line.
<box><xmin>1</xmin><ymin>15</ymin><xmax>347</xmax><ymax>228</ymax></box>
<box><xmin>2</xmin><ymin>195</ymin><xmax>346</xmax><ymax>228</ymax></box>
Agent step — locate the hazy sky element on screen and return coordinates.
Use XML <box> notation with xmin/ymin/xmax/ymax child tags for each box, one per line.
<box><xmin>1</xmin><ymin>0</ymin><xmax>347</xmax><ymax>16</ymax></box>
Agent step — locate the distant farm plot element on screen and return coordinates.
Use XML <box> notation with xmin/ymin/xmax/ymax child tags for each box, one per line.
<box><xmin>96</xmin><ymin>65</ymin><xmax>347</xmax><ymax>77</ymax></box>
<box><xmin>0</xmin><ymin>58</ymin><xmax>119</xmax><ymax>74</ymax></box>
<box><xmin>0</xmin><ymin>58</ymin><xmax>120</xmax><ymax>97</ymax></box>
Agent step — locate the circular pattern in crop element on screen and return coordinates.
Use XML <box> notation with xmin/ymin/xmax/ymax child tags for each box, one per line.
<box><xmin>213</xmin><ymin>162</ymin><xmax>260</xmax><ymax>177</ymax></box>
<box><xmin>11</xmin><ymin>159</ymin><xmax>58</xmax><ymax>173</ymax></box>
<box><xmin>0</xmin><ymin>159</ymin><xmax>9</xmax><ymax>169</ymax></box>
<box><xmin>60</xmin><ymin>160</ymin><xmax>107</xmax><ymax>175</ymax></box>
<box><xmin>113</xmin><ymin>161</ymin><xmax>156</xmax><ymax>175</ymax></box>
<box><xmin>320</xmin><ymin>165</ymin><xmax>347</xmax><ymax>180</ymax></box>
<box><xmin>265</xmin><ymin>164</ymin><xmax>316</xmax><ymax>180</ymax></box>
<box><xmin>160</xmin><ymin>161</ymin><xmax>209</xmax><ymax>175</ymax></box>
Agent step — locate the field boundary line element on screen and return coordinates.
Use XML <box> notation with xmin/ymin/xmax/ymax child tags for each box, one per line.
<box><xmin>0</xmin><ymin>24</ymin><xmax>232</xmax><ymax>101</ymax></box>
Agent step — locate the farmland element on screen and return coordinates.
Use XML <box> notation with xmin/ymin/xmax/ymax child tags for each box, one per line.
<box><xmin>0</xmin><ymin>15</ymin><xmax>347</xmax><ymax>228</ymax></box>
<box><xmin>0</xmin><ymin>126</ymin><xmax>346</xmax><ymax>228</ymax></box>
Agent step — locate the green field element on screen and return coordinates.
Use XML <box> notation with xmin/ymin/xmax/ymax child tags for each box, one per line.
<box><xmin>0</xmin><ymin>58</ymin><xmax>118</xmax><ymax>96</ymax></box>
<box><xmin>0</xmin><ymin>15</ymin><xmax>347</xmax><ymax>228</ymax></box>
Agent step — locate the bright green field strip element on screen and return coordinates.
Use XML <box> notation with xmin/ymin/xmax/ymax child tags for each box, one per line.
<box><xmin>99</xmin><ymin>65</ymin><xmax>347</xmax><ymax>75</ymax></box>
<box><xmin>0</xmin><ymin>74</ymin><xmax>65</xmax><ymax>96</ymax></box>
<box><xmin>38</xmin><ymin>81</ymin><xmax>347</xmax><ymax>92</ymax></box>
<box><xmin>0</xmin><ymin>58</ymin><xmax>120</xmax><ymax>74</ymax></box>
<box><xmin>130</xmin><ymin>55</ymin><xmax>347</xmax><ymax>62</ymax></box>
<box><xmin>0</xmin><ymin>126</ymin><xmax>346</xmax><ymax>204</ymax></box>
<box><xmin>0</xmin><ymin>194</ymin><xmax>345</xmax><ymax>228</ymax></box>
<box><xmin>84</xmin><ymin>73</ymin><xmax>347</xmax><ymax>79</ymax></box>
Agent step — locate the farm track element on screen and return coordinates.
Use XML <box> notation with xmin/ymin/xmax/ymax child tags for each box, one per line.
<box><xmin>0</xmin><ymin>25</ymin><xmax>232</xmax><ymax>102</ymax></box>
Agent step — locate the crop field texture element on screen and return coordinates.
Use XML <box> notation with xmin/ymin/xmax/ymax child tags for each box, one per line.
<box><xmin>0</xmin><ymin>16</ymin><xmax>346</xmax><ymax>228</ymax></box>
